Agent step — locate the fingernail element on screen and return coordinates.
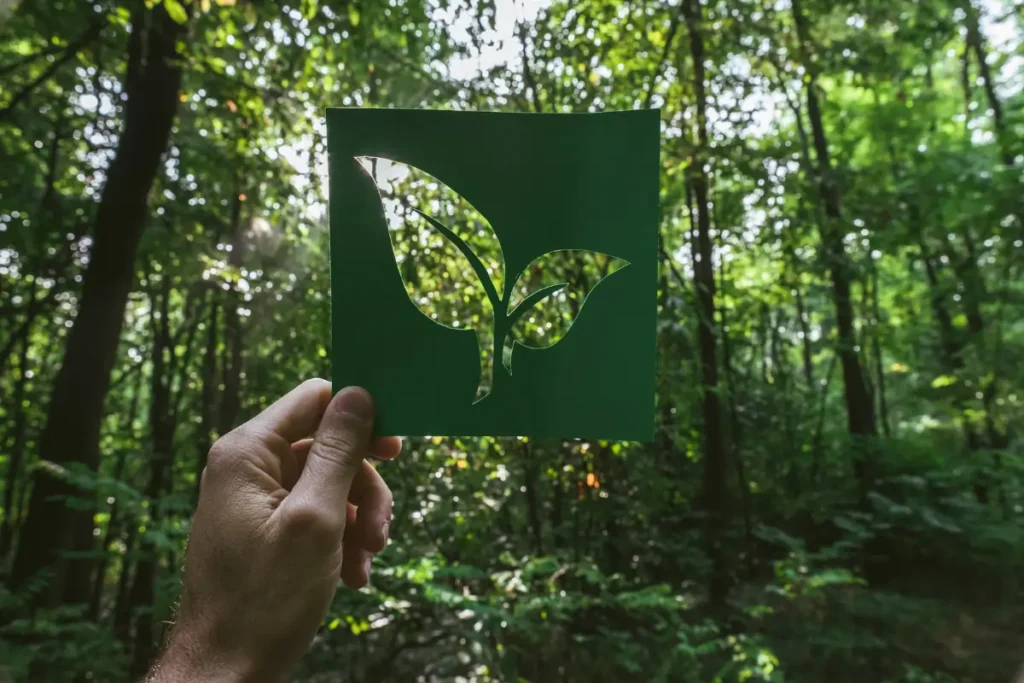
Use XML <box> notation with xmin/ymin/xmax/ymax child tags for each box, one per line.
<box><xmin>364</xmin><ymin>556</ymin><xmax>373</xmax><ymax>579</ymax></box>
<box><xmin>381</xmin><ymin>518</ymin><xmax>391</xmax><ymax>543</ymax></box>
<box><xmin>335</xmin><ymin>387</ymin><xmax>373</xmax><ymax>421</ymax></box>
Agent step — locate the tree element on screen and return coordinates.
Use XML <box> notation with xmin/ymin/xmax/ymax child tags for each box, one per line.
<box><xmin>682</xmin><ymin>0</ymin><xmax>731</xmax><ymax>606</ymax></box>
<box><xmin>790</xmin><ymin>0</ymin><xmax>878</xmax><ymax>484</ymax></box>
<box><xmin>10</xmin><ymin>3</ymin><xmax>186</xmax><ymax>606</ymax></box>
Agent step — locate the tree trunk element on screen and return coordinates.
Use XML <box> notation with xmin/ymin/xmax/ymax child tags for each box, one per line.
<box><xmin>758</xmin><ymin>303</ymin><xmax>770</xmax><ymax>384</ymax></box>
<box><xmin>194</xmin><ymin>295</ymin><xmax>219</xmax><ymax>507</ymax></box>
<box><xmin>10</xmin><ymin>6</ymin><xmax>184</xmax><ymax>606</ymax></box>
<box><xmin>963</xmin><ymin>4</ymin><xmax>1012</xmax><ymax>165</ymax></box>
<box><xmin>88</xmin><ymin>365</ymin><xmax>144</xmax><ymax>622</ymax></box>
<box><xmin>869</xmin><ymin>265</ymin><xmax>891</xmax><ymax>436</ymax></box>
<box><xmin>683</xmin><ymin>0</ymin><xmax>730</xmax><ymax>606</ymax></box>
<box><xmin>129</xmin><ymin>280</ymin><xmax>177</xmax><ymax>676</ymax></box>
<box><xmin>792</xmin><ymin>0</ymin><xmax>877</xmax><ymax>489</ymax></box>
<box><xmin>521</xmin><ymin>442</ymin><xmax>544</xmax><ymax>557</ymax></box>
<box><xmin>112</xmin><ymin>522</ymin><xmax>137</xmax><ymax>643</ymax></box>
<box><xmin>0</xmin><ymin>331</ymin><xmax>32</xmax><ymax>562</ymax></box>
<box><xmin>794</xmin><ymin>283</ymin><xmax>815</xmax><ymax>390</ymax></box>
<box><xmin>811</xmin><ymin>354</ymin><xmax>838</xmax><ymax>483</ymax></box>
<box><xmin>718</xmin><ymin>261</ymin><xmax>754</xmax><ymax>577</ymax></box>
<box><xmin>217</xmin><ymin>185</ymin><xmax>245</xmax><ymax>436</ymax></box>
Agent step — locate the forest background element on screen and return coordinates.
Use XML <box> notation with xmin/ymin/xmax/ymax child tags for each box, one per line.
<box><xmin>0</xmin><ymin>0</ymin><xmax>1023</xmax><ymax>681</ymax></box>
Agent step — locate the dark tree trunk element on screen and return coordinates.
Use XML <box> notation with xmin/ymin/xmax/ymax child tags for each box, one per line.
<box><xmin>88</xmin><ymin>365</ymin><xmax>144</xmax><ymax>622</ymax></box>
<box><xmin>549</xmin><ymin>456</ymin><xmax>565</xmax><ymax>549</ymax></box>
<box><xmin>963</xmin><ymin>4</ymin><xmax>1012</xmax><ymax>165</ymax></box>
<box><xmin>944</xmin><ymin>230</ymin><xmax>987</xmax><ymax>341</ymax></box>
<box><xmin>217</xmin><ymin>186</ymin><xmax>245</xmax><ymax>436</ymax></box>
<box><xmin>0</xmin><ymin>331</ymin><xmax>32</xmax><ymax>562</ymax></box>
<box><xmin>599</xmin><ymin>444</ymin><xmax>622</xmax><ymax>574</ymax></box>
<box><xmin>953</xmin><ymin>11</ymin><xmax>1015</xmax><ymax>445</ymax></box>
<box><xmin>10</xmin><ymin>6</ymin><xmax>184</xmax><ymax>606</ymax></box>
<box><xmin>521</xmin><ymin>443</ymin><xmax>544</xmax><ymax>557</ymax></box>
<box><xmin>683</xmin><ymin>0</ymin><xmax>730</xmax><ymax>606</ymax></box>
<box><xmin>86</xmin><ymin>457</ymin><xmax>127</xmax><ymax>622</ymax></box>
<box><xmin>112</xmin><ymin>522</ymin><xmax>137</xmax><ymax>643</ymax></box>
<box><xmin>194</xmin><ymin>295</ymin><xmax>219</xmax><ymax>507</ymax></box>
<box><xmin>794</xmin><ymin>284</ymin><xmax>814</xmax><ymax>390</ymax></box>
<box><xmin>760</xmin><ymin>304</ymin><xmax>770</xmax><ymax>384</ymax></box>
<box><xmin>919</xmin><ymin>238</ymin><xmax>963</xmax><ymax>372</ymax></box>
<box><xmin>941</xmin><ymin>230</ymin><xmax>1008</xmax><ymax>450</ymax></box>
<box><xmin>869</xmin><ymin>265</ymin><xmax>891</xmax><ymax>437</ymax></box>
<box><xmin>129</xmin><ymin>281</ymin><xmax>177</xmax><ymax>677</ymax></box>
<box><xmin>792</xmin><ymin>0</ymin><xmax>877</xmax><ymax>489</ymax></box>
<box><xmin>858</xmin><ymin>282</ymin><xmax>875</xmax><ymax>405</ymax></box>
<box><xmin>811</xmin><ymin>354</ymin><xmax>838</xmax><ymax>483</ymax></box>
<box><xmin>914</xmin><ymin>206</ymin><xmax>990</xmax><ymax>465</ymax></box>
<box><xmin>718</xmin><ymin>261</ymin><xmax>754</xmax><ymax>576</ymax></box>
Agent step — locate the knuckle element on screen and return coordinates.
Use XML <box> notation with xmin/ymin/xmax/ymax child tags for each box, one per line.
<box><xmin>205</xmin><ymin>429</ymin><xmax>263</xmax><ymax>481</ymax></box>
<box><xmin>205</xmin><ymin>436</ymin><xmax>238</xmax><ymax>477</ymax></box>
<box><xmin>366</xmin><ymin>531</ymin><xmax>388</xmax><ymax>553</ymax></box>
<box><xmin>282</xmin><ymin>503</ymin><xmax>343</xmax><ymax>540</ymax></box>
<box><xmin>310</xmin><ymin>431</ymin><xmax>363</xmax><ymax>474</ymax></box>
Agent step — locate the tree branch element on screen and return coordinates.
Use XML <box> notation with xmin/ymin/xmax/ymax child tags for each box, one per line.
<box><xmin>0</xmin><ymin>20</ymin><xmax>103</xmax><ymax>120</ymax></box>
<box><xmin>643</xmin><ymin>14</ymin><xmax>681</xmax><ymax>108</ymax></box>
<box><xmin>0</xmin><ymin>43</ymin><xmax>63</xmax><ymax>78</ymax></box>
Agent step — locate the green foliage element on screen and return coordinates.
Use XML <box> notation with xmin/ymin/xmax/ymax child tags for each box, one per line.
<box><xmin>1</xmin><ymin>0</ymin><xmax>1023</xmax><ymax>681</ymax></box>
<box><xmin>0</xmin><ymin>584</ymin><xmax>128</xmax><ymax>682</ymax></box>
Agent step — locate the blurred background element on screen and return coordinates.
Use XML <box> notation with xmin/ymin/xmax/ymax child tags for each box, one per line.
<box><xmin>0</xmin><ymin>0</ymin><xmax>1022</xmax><ymax>681</ymax></box>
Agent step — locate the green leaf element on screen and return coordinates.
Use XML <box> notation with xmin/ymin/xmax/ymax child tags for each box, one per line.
<box><xmin>348</xmin><ymin>4</ymin><xmax>360</xmax><ymax>27</ymax></box>
<box><xmin>358</xmin><ymin>156</ymin><xmax>503</xmax><ymax>402</ymax></box>
<box><xmin>164</xmin><ymin>0</ymin><xmax>188</xmax><ymax>23</ymax></box>
<box><xmin>503</xmin><ymin>250</ymin><xmax>629</xmax><ymax>372</ymax></box>
<box><xmin>930</xmin><ymin>374</ymin><xmax>957</xmax><ymax>388</ymax></box>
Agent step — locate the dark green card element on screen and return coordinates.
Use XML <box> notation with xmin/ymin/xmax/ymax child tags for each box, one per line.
<box><xmin>327</xmin><ymin>108</ymin><xmax>658</xmax><ymax>440</ymax></box>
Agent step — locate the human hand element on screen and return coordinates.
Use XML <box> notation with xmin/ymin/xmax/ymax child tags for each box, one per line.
<box><xmin>147</xmin><ymin>380</ymin><xmax>401</xmax><ymax>683</ymax></box>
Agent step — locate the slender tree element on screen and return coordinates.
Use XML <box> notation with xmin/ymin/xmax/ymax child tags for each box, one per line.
<box><xmin>683</xmin><ymin>0</ymin><xmax>730</xmax><ymax>605</ymax></box>
<box><xmin>791</xmin><ymin>0</ymin><xmax>878</xmax><ymax>486</ymax></box>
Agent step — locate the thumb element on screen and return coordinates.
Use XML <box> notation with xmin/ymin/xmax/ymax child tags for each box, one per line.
<box><xmin>290</xmin><ymin>386</ymin><xmax>375</xmax><ymax>516</ymax></box>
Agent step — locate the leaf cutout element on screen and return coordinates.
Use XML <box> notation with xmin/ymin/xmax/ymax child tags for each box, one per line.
<box><xmin>358</xmin><ymin>158</ymin><xmax>630</xmax><ymax>401</ymax></box>
<box><xmin>502</xmin><ymin>250</ymin><xmax>629</xmax><ymax>373</ymax></box>
<box><xmin>357</xmin><ymin>156</ymin><xmax>504</xmax><ymax>402</ymax></box>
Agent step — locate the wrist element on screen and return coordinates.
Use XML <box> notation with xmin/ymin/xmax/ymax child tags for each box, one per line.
<box><xmin>147</xmin><ymin>627</ymin><xmax>277</xmax><ymax>683</ymax></box>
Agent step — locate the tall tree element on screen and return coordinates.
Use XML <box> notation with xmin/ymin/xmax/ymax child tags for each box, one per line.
<box><xmin>790</xmin><ymin>0</ymin><xmax>878</xmax><ymax>483</ymax></box>
<box><xmin>10</xmin><ymin>4</ymin><xmax>186</xmax><ymax>606</ymax></box>
<box><xmin>683</xmin><ymin>0</ymin><xmax>730</xmax><ymax>605</ymax></box>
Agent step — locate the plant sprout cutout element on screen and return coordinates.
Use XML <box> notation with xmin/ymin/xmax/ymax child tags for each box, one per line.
<box><xmin>358</xmin><ymin>156</ymin><xmax>630</xmax><ymax>403</ymax></box>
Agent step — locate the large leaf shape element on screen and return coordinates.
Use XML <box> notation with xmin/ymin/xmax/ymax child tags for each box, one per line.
<box><xmin>502</xmin><ymin>250</ymin><xmax>629</xmax><ymax>372</ymax></box>
<box><xmin>357</xmin><ymin>156</ymin><xmax>504</xmax><ymax>402</ymax></box>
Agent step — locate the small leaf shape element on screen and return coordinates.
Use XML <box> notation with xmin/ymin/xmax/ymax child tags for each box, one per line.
<box><xmin>358</xmin><ymin>157</ymin><xmax>504</xmax><ymax>401</ymax></box>
<box><xmin>502</xmin><ymin>250</ymin><xmax>629</xmax><ymax>372</ymax></box>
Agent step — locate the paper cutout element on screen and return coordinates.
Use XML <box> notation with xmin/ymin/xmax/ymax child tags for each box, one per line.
<box><xmin>328</xmin><ymin>108</ymin><xmax>659</xmax><ymax>440</ymax></box>
<box><xmin>503</xmin><ymin>249</ymin><xmax>630</xmax><ymax>373</ymax></box>
<box><xmin>357</xmin><ymin>156</ymin><xmax>502</xmax><ymax>401</ymax></box>
<box><xmin>359</xmin><ymin>157</ymin><xmax>630</xmax><ymax>401</ymax></box>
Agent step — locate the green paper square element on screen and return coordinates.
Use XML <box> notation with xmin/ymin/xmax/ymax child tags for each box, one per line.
<box><xmin>327</xmin><ymin>108</ymin><xmax>658</xmax><ymax>440</ymax></box>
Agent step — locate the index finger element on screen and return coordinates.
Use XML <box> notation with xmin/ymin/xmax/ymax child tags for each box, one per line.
<box><xmin>242</xmin><ymin>378</ymin><xmax>333</xmax><ymax>444</ymax></box>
